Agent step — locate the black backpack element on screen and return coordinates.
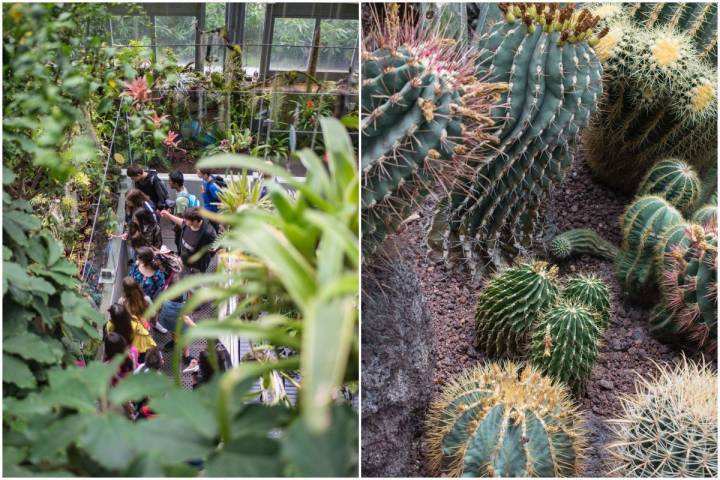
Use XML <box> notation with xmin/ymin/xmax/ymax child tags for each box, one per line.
<box><xmin>149</xmin><ymin>169</ymin><xmax>170</xmax><ymax>202</ymax></box>
<box><xmin>209</xmin><ymin>175</ymin><xmax>227</xmax><ymax>189</ymax></box>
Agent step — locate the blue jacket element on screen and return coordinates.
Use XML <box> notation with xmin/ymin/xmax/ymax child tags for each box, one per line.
<box><xmin>201</xmin><ymin>177</ymin><xmax>222</xmax><ymax>213</ymax></box>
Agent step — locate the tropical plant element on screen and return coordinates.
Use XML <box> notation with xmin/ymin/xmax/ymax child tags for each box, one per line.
<box><xmin>216</xmin><ymin>170</ymin><xmax>273</xmax><ymax>214</ymax></box>
<box><xmin>425</xmin><ymin>362</ymin><xmax>587</xmax><ymax>477</ymax></box>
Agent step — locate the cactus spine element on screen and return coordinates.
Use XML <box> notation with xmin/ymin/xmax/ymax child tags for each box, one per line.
<box><xmin>638</xmin><ymin>158</ymin><xmax>701</xmax><ymax>214</ymax></box>
<box><xmin>425</xmin><ymin>362</ymin><xmax>586</xmax><ymax>477</ymax></box>
<box><xmin>549</xmin><ymin>228</ymin><xmax>619</xmax><ymax>262</ymax></box>
<box><xmin>529</xmin><ymin>301</ymin><xmax>602</xmax><ymax>392</ymax></box>
<box><xmin>361</xmin><ymin>4</ymin><xmax>505</xmax><ymax>256</ymax></box>
<box><xmin>562</xmin><ymin>274</ymin><xmax>612</xmax><ymax>329</ymax></box>
<box><xmin>585</xmin><ymin>6</ymin><xmax>717</xmax><ymax>194</ymax></box>
<box><xmin>607</xmin><ymin>358</ymin><xmax>718</xmax><ymax>477</ymax></box>
<box><xmin>475</xmin><ymin>260</ymin><xmax>560</xmax><ymax>357</ymax></box>
<box><xmin>440</xmin><ymin>3</ymin><xmax>604</xmax><ymax>265</ymax></box>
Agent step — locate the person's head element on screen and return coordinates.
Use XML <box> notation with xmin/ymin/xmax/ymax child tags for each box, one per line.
<box><xmin>129</xmin><ymin>230</ymin><xmax>148</xmax><ymax>250</ymax></box>
<box><xmin>107</xmin><ymin>303</ymin><xmax>134</xmax><ymax>346</ymax></box>
<box><xmin>135</xmin><ymin>246</ymin><xmax>158</xmax><ymax>271</ymax></box>
<box><xmin>198</xmin><ymin>350</ymin><xmax>215</xmax><ymax>382</ymax></box>
<box><xmin>126</xmin><ymin>188</ymin><xmax>151</xmax><ymax>211</ymax></box>
<box><xmin>196</xmin><ymin>168</ymin><xmax>212</xmax><ymax>181</ymax></box>
<box><xmin>183</xmin><ymin>207</ymin><xmax>204</xmax><ymax>230</ymax></box>
<box><xmin>127</xmin><ymin>165</ymin><xmax>147</xmax><ymax>182</ymax></box>
<box><xmin>132</xmin><ymin>206</ymin><xmax>156</xmax><ymax>228</ymax></box>
<box><xmin>122</xmin><ymin>276</ymin><xmax>148</xmax><ymax>316</ymax></box>
<box><xmin>104</xmin><ymin>331</ymin><xmax>128</xmax><ymax>361</ymax></box>
<box><xmin>262</xmin><ymin>160</ymin><xmax>274</xmax><ymax>180</ymax></box>
<box><xmin>169</xmin><ymin>171</ymin><xmax>184</xmax><ymax>191</ymax></box>
<box><xmin>144</xmin><ymin>347</ymin><xmax>164</xmax><ymax>370</ymax></box>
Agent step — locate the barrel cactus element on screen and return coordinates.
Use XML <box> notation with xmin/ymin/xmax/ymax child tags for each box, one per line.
<box><xmin>549</xmin><ymin>228</ymin><xmax>619</xmax><ymax>262</ymax></box>
<box><xmin>439</xmin><ymin>3</ymin><xmax>605</xmax><ymax>265</ymax></box>
<box><xmin>607</xmin><ymin>358</ymin><xmax>717</xmax><ymax>477</ymax></box>
<box><xmin>562</xmin><ymin>274</ymin><xmax>612</xmax><ymax>328</ymax></box>
<box><xmin>585</xmin><ymin>6</ymin><xmax>717</xmax><ymax>194</ymax></box>
<box><xmin>651</xmin><ymin>222</ymin><xmax>717</xmax><ymax>352</ymax></box>
<box><xmin>529</xmin><ymin>301</ymin><xmax>603</xmax><ymax>392</ymax></box>
<box><xmin>616</xmin><ymin>195</ymin><xmax>684</xmax><ymax>297</ymax></box>
<box><xmin>475</xmin><ymin>260</ymin><xmax>560</xmax><ymax>357</ymax></box>
<box><xmin>638</xmin><ymin>158</ymin><xmax>701</xmax><ymax>214</ymax></box>
<box><xmin>361</xmin><ymin>3</ymin><xmax>505</xmax><ymax>256</ymax></box>
<box><xmin>692</xmin><ymin>203</ymin><xmax>717</xmax><ymax>229</ymax></box>
<box><xmin>425</xmin><ymin>362</ymin><xmax>586</xmax><ymax>477</ymax></box>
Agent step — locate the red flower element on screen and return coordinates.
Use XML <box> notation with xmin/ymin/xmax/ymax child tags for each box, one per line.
<box><xmin>120</xmin><ymin>77</ymin><xmax>150</xmax><ymax>105</ymax></box>
<box><xmin>163</xmin><ymin>130</ymin><xmax>181</xmax><ymax>149</ymax></box>
<box><xmin>149</xmin><ymin>112</ymin><xmax>169</xmax><ymax>128</ymax></box>
<box><xmin>306</xmin><ymin>99</ymin><xmax>315</xmax><ymax>109</ymax></box>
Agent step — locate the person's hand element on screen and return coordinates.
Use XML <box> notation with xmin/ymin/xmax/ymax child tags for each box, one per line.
<box><xmin>121</xmin><ymin>232</ymin><xmax>128</xmax><ymax>240</ymax></box>
<box><xmin>188</xmin><ymin>358</ymin><xmax>198</xmax><ymax>369</ymax></box>
<box><xmin>159</xmin><ymin>209</ymin><xmax>170</xmax><ymax>218</ymax></box>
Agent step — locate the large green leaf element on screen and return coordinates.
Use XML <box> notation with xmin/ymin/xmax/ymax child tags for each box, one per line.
<box><xmin>108</xmin><ymin>371</ymin><xmax>174</xmax><ymax>405</ymax></box>
<box><xmin>148</xmin><ymin>388</ymin><xmax>218</xmax><ymax>439</ymax></box>
<box><xmin>132</xmin><ymin>417</ymin><xmax>217</xmax><ymax>464</ymax></box>
<box><xmin>3</xmin><ymin>332</ymin><xmax>65</xmax><ymax>365</ymax></box>
<box><xmin>205</xmin><ymin>435</ymin><xmax>283</xmax><ymax>477</ymax></box>
<box><xmin>77</xmin><ymin>413</ymin><xmax>138</xmax><ymax>471</ymax></box>
<box><xmin>3</xmin><ymin>353</ymin><xmax>37</xmax><ymax>389</ymax></box>
<box><xmin>28</xmin><ymin>414</ymin><xmax>94</xmax><ymax>464</ymax></box>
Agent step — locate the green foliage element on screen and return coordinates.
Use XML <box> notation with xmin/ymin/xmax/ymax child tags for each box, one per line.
<box><xmin>607</xmin><ymin>358</ymin><xmax>717</xmax><ymax>477</ymax></box>
<box><xmin>217</xmin><ymin>170</ymin><xmax>273</xmax><ymax>214</ymax></box>
<box><xmin>585</xmin><ymin>6</ymin><xmax>717</xmax><ymax>194</ymax></box>
<box><xmin>562</xmin><ymin>274</ymin><xmax>612</xmax><ymax>329</ymax></box>
<box><xmin>425</xmin><ymin>362</ymin><xmax>586</xmax><ymax>477</ymax></box>
<box><xmin>549</xmin><ymin>228</ymin><xmax>619</xmax><ymax>262</ymax></box>
<box><xmin>361</xmin><ymin>5</ymin><xmax>503</xmax><ymax>257</ymax></box>
<box><xmin>475</xmin><ymin>260</ymin><xmax>560</xmax><ymax>357</ymax></box>
<box><xmin>529</xmin><ymin>301</ymin><xmax>603</xmax><ymax>392</ymax></box>
<box><xmin>443</xmin><ymin>3</ymin><xmax>603</xmax><ymax>262</ymax></box>
<box><xmin>638</xmin><ymin>158</ymin><xmax>701</xmax><ymax>214</ymax></box>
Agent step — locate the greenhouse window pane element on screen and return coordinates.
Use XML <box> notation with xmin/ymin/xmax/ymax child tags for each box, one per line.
<box><xmin>206</xmin><ymin>3</ymin><xmax>226</xmax><ymax>30</ymax></box>
<box><xmin>318</xmin><ymin>19</ymin><xmax>358</xmax><ymax>72</ymax></box>
<box><xmin>269</xmin><ymin>18</ymin><xmax>314</xmax><ymax>71</ymax></box>
<box><xmin>155</xmin><ymin>16</ymin><xmax>196</xmax><ymax>66</ymax></box>
<box><xmin>110</xmin><ymin>15</ymin><xmax>153</xmax><ymax>45</ymax></box>
<box><xmin>243</xmin><ymin>3</ymin><xmax>266</xmax><ymax>75</ymax></box>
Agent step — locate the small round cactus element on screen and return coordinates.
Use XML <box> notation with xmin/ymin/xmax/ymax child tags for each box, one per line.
<box><xmin>562</xmin><ymin>274</ymin><xmax>612</xmax><ymax>329</ymax></box>
<box><xmin>475</xmin><ymin>260</ymin><xmax>560</xmax><ymax>357</ymax></box>
<box><xmin>425</xmin><ymin>362</ymin><xmax>587</xmax><ymax>477</ymax></box>
<box><xmin>549</xmin><ymin>228</ymin><xmax>619</xmax><ymax>262</ymax></box>
<box><xmin>607</xmin><ymin>358</ymin><xmax>718</xmax><ymax>477</ymax></box>
<box><xmin>692</xmin><ymin>204</ymin><xmax>717</xmax><ymax>230</ymax></box>
<box><xmin>529</xmin><ymin>301</ymin><xmax>603</xmax><ymax>392</ymax></box>
<box><xmin>638</xmin><ymin>158</ymin><xmax>701</xmax><ymax>214</ymax></box>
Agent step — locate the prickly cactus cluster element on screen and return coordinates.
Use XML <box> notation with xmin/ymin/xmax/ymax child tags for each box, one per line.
<box><xmin>441</xmin><ymin>2</ymin><xmax>604</xmax><ymax>265</ymax></box>
<box><xmin>425</xmin><ymin>362</ymin><xmax>587</xmax><ymax>477</ymax></box>
<box><xmin>585</xmin><ymin>3</ymin><xmax>717</xmax><ymax>194</ymax></box>
<box><xmin>608</xmin><ymin>358</ymin><xmax>718</xmax><ymax>477</ymax></box>
<box><xmin>361</xmin><ymin>3</ymin><xmax>505</xmax><ymax>257</ymax></box>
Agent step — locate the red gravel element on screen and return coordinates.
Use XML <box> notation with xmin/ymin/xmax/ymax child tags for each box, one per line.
<box><xmin>388</xmin><ymin>144</ymin><xmax>716</xmax><ymax>477</ymax></box>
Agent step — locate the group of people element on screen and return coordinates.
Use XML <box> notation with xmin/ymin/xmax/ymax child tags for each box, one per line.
<box><xmin>100</xmin><ymin>165</ymin><xmax>237</xmax><ymax>418</ymax></box>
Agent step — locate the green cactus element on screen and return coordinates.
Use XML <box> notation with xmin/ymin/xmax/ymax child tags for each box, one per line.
<box><xmin>475</xmin><ymin>260</ymin><xmax>560</xmax><ymax>357</ymax></box>
<box><xmin>638</xmin><ymin>158</ymin><xmax>701</xmax><ymax>214</ymax></box>
<box><xmin>439</xmin><ymin>3</ymin><xmax>604</xmax><ymax>264</ymax></box>
<box><xmin>650</xmin><ymin>223</ymin><xmax>717</xmax><ymax>352</ymax></box>
<box><xmin>607</xmin><ymin>358</ymin><xmax>718</xmax><ymax>477</ymax></box>
<box><xmin>549</xmin><ymin>228</ymin><xmax>619</xmax><ymax>262</ymax></box>
<box><xmin>529</xmin><ymin>301</ymin><xmax>603</xmax><ymax>392</ymax></box>
<box><xmin>425</xmin><ymin>362</ymin><xmax>587</xmax><ymax>477</ymax></box>
<box><xmin>616</xmin><ymin>195</ymin><xmax>684</xmax><ymax>297</ymax></box>
<box><xmin>692</xmin><ymin>204</ymin><xmax>717</xmax><ymax>228</ymax></box>
<box><xmin>361</xmin><ymin>4</ymin><xmax>505</xmax><ymax>257</ymax></box>
<box><xmin>562</xmin><ymin>274</ymin><xmax>612</xmax><ymax>329</ymax></box>
<box><xmin>626</xmin><ymin>2</ymin><xmax>717</xmax><ymax>63</ymax></box>
<box><xmin>585</xmin><ymin>11</ymin><xmax>717</xmax><ymax>194</ymax></box>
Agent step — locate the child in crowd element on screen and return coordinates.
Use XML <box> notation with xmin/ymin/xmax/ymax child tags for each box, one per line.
<box><xmin>168</xmin><ymin>170</ymin><xmax>200</xmax><ymax>253</ymax></box>
<box><xmin>106</xmin><ymin>303</ymin><xmax>156</xmax><ymax>363</ymax></box>
<box><xmin>129</xmin><ymin>247</ymin><xmax>166</xmax><ymax>300</ymax></box>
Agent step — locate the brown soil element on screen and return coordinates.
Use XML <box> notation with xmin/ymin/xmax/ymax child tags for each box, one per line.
<box><xmin>386</xmin><ymin>145</ymin><xmax>716</xmax><ymax>477</ymax></box>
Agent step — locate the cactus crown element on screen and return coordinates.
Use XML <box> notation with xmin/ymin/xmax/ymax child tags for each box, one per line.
<box><xmin>497</xmin><ymin>3</ymin><xmax>607</xmax><ymax>45</ymax></box>
<box><xmin>638</xmin><ymin>158</ymin><xmax>701</xmax><ymax>214</ymax></box>
<box><xmin>426</xmin><ymin>362</ymin><xmax>586</xmax><ymax>477</ymax></box>
<box><xmin>607</xmin><ymin>358</ymin><xmax>718</xmax><ymax>477</ymax></box>
<box><xmin>562</xmin><ymin>273</ymin><xmax>612</xmax><ymax>328</ymax></box>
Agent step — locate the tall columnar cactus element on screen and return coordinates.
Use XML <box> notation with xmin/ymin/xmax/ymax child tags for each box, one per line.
<box><xmin>616</xmin><ymin>195</ymin><xmax>683</xmax><ymax>297</ymax></box>
<box><xmin>638</xmin><ymin>158</ymin><xmax>701</xmax><ymax>214</ymax></box>
<box><xmin>607</xmin><ymin>358</ymin><xmax>718</xmax><ymax>477</ymax></box>
<box><xmin>425</xmin><ymin>362</ymin><xmax>586</xmax><ymax>477</ymax></box>
<box><xmin>475</xmin><ymin>260</ymin><xmax>560</xmax><ymax>357</ymax></box>
<box><xmin>651</xmin><ymin>222</ymin><xmax>718</xmax><ymax>352</ymax></box>
<box><xmin>549</xmin><ymin>228</ymin><xmax>619</xmax><ymax>262</ymax></box>
<box><xmin>585</xmin><ymin>6</ymin><xmax>717</xmax><ymax>194</ymax></box>
<box><xmin>529</xmin><ymin>301</ymin><xmax>603</xmax><ymax>392</ymax></box>
<box><xmin>439</xmin><ymin>3</ymin><xmax>604</xmax><ymax>265</ymax></box>
<box><xmin>625</xmin><ymin>2</ymin><xmax>717</xmax><ymax>63</ymax></box>
<box><xmin>361</xmin><ymin>3</ymin><xmax>505</xmax><ymax>257</ymax></box>
<box><xmin>562</xmin><ymin>274</ymin><xmax>612</xmax><ymax>328</ymax></box>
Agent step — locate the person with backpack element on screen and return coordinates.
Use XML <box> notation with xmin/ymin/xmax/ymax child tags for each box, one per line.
<box><xmin>129</xmin><ymin>247</ymin><xmax>166</xmax><ymax>300</ymax></box>
<box><xmin>168</xmin><ymin>171</ymin><xmax>200</xmax><ymax>253</ymax></box>
<box><xmin>127</xmin><ymin>165</ymin><xmax>169</xmax><ymax>211</ymax></box>
<box><xmin>196</xmin><ymin>168</ymin><xmax>225</xmax><ymax>232</ymax></box>
<box><xmin>159</xmin><ymin>207</ymin><xmax>218</xmax><ymax>274</ymax></box>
